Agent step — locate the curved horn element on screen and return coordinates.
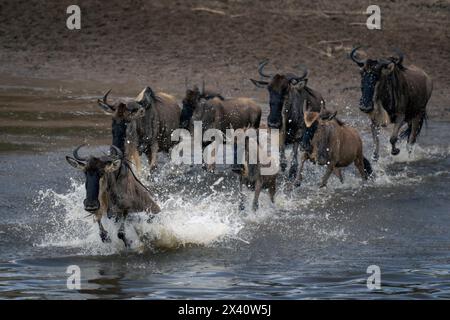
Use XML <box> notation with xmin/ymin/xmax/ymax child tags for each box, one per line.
<box><xmin>257</xmin><ymin>59</ymin><xmax>272</xmax><ymax>78</ymax></box>
<box><xmin>97</xmin><ymin>89</ymin><xmax>115</xmax><ymax>111</ymax></box>
<box><xmin>287</xmin><ymin>65</ymin><xmax>308</xmax><ymax>82</ymax></box>
<box><xmin>109</xmin><ymin>145</ymin><xmax>123</xmax><ymax>159</ymax></box>
<box><xmin>350</xmin><ymin>46</ymin><xmax>366</xmax><ymax>67</ymax></box>
<box><xmin>73</xmin><ymin>144</ymin><xmax>88</xmax><ymax>162</ymax></box>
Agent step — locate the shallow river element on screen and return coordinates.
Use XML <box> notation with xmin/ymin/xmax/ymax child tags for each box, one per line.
<box><xmin>0</xmin><ymin>87</ymin><xmax>449</xmax><ymax>299</ymax></box>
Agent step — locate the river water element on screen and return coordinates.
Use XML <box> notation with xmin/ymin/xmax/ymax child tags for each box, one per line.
<box><xmin>0</xmin><ymin>87</ymin><xmax>449</xmax><ymax>299</ymax></box>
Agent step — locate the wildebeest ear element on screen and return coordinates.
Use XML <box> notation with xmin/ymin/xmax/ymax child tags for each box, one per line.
<box><xmin>105</xmin><ymin>159</ymin><xmax>122</xmax><ymax>173</ymax></box>
<box><xmin>66</xmin><ymin>156</ymin><xmax>85</xmax><ymax>170</ymax></box>
<box><xmin>381</xmin><ymin>62</ymin><xmax>395</xmax><ymax>75</ymax></box>
<box><xmin>250</xmin><ymin>79</ymin><xmax>269</xmax><ymax>88</ymax></box>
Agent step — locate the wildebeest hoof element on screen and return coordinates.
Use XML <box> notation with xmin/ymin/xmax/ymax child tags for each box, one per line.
<box><xmin>280</xmin><ymin>162</ymin><xmax>287</xmax><ymax>172</ymax></box>
<box><xmin>391</xmin><ymin>148</ymin><xmax>400</xmax><ymax>156</ymax></box>
<box><xmin>294</xmin><ymin>179</ymin><xmax>302</xmax><ymax>187</ymax></box>
<box><xmin>319</xmin><ymin>184</ymin><xmax>327</xmax><ymax>188</ymax></box>
<box><xmin>100</xmin><ymin>232</ymin><xmax>111</xmax><ymax>243</ymax></box>
<box><xmin>118</xmin><ymin>233</ymin><xmax>132</xmax><ymax>248</ymax></box>
<box><xmin>239</xmin><ymin>203</ymin><xmax>245</xmax><ymax>211</ymax></box>
<box><xmin>371</xmin><ymin>154</ymin><xmax>379</xmax><ymax>162</ymax></box>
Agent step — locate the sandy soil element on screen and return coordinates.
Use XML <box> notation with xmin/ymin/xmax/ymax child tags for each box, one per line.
<box><xmin>0</xmin><ymin>0</ymin><xmax>449</xmax><ymax>151</ymax></box>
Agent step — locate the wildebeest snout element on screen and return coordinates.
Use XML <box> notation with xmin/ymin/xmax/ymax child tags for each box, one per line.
<box><xmin>359</xmin><ymin>98</ymin><xmax>374</xmax><ymax>113</ymax></box>
<box><xmin>83</xmin><ymin>199</ymin><xmax>100</xmax><ymax>212</ymax></box>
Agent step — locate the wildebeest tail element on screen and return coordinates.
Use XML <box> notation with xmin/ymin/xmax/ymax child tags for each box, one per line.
<box><xmin>363</xmin><ymin>157</ymin><xmax>373</xmax><ymax>177</ymax></box>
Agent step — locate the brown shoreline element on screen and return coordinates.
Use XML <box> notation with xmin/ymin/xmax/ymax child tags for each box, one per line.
<box><xmin>0</xmin><ymin>0</ymin><xmax>449</xmax><ymax>153</ymax></box>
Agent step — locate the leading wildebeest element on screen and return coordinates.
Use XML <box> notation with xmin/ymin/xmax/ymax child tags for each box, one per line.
<box><xmin>98</xmin><ymin>87</ymin><xmax>181</xmax><ymax>172</ymax></box>
<box><xmin>350</xmin><ymin>47</ymin><xmax>433</xmax><ymax>160</ymax></box>
<box><xmin>298</xmin><ymin>106</ymin><xmax>373</xmax><ymax>187</ymax></box>
<box><xmin>181</xmin><ymin>85</ymin><xmax>262</xmax><ymax>171</ymax></box>
<box><xmin>250</xmin><ymin>60</ymin><xmax>326</xmax><ymax>182</ymax></box>
<box><xmin>66</xmin><ymin>145</ymin><xmax>160</xmax><ymax>247</ymax></box>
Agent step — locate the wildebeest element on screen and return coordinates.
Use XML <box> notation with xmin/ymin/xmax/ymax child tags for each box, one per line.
<box><xmin>65</xmin><ymin>145</ymin><xmax>161</xmax><ymax>247</ymax></box>
<box><xmin>350</xmin><ymin>47</ymin><xmax>433</xmax><ymax>160</ymax></box>
<box><xmin>180</xmin><ymin>84</ymin><xmax>224</xmax><ymax>130</ymax></box>
<box><xmin>181</xmin><ymin>85</ymin><xmax>262</xmax><ymax>171</ymax></box>
<box><xmin>182</xmin><ymin>85</ymin><xmax>261</xmax><ymax>132</ymax></box>
<box><xmin>99</xmin><ymin>87</ymin><xmax>181</xmax><ymax>171</ymax></box>
<box><xmin>97</xmin><ymin>90</ymin><xmax>145</xmax><ymax>172</ymax></box>
<box><xmin>298</xmin><ymin>106</ymin><xmax>373</xmax><ymax>187</ymax></box>
<box><xmin>233</xmin><ymin>133</ymin><xmax>278</xmax><ymax>211</ymax></box>
<box><xmin>250</xmin><ymin>60</ymin><xmax>326</xmax><ymax>182</ymax></box>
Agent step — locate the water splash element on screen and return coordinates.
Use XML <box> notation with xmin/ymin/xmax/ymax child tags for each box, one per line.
<box><xmin>31</xmin><ymin>129</ymin><xmax>450</xmax><ymax>256</ymax></box>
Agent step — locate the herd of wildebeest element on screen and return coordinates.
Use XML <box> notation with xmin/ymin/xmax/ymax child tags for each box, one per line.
<box><xmin>65</xmin><ymin>47</ymin><xmax>433</xmax><ymax>247</ymax></box>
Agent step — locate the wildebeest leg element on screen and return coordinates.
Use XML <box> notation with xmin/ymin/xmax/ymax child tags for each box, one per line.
<box><xmin>268</xmin><ymin>183</ymin><xmax>276</xmax><ymax>204</ymax></box>
<box><xmin>390</xmin><ymin>114</ymin><xmax>405</xmax><ymax>156</ymax></box>
<box><xmin>354</xmin><ymin>156</ymin><xmax>368</xmax><ymax>181</ymax></box>
<box><xmin>117</xmin><ymin>212</ymin><xmax>131</xmax><ymax>248</ymax></box>
<box><xmin>238</xmin><ymin>177</ymin><xmax>245</xmax><ymax>211</ymax></box>
<box><xmin>279</xmin><ymin>131</ymin><xmax>287</xmax><ymax>172</ymax></box>
<box><xmin>407</xmin><ymin>115</ymin><xmax>421</xmax><ymax>153</ymax></box>
<box><xmin>147</xmin><ymin>142</ymin><xmax>158</xmax><ymax>170</ymax></box>
<box><xmin>294</xmin><ymin>152</ymin><xmax>308</xmax><ymax>187</ymax></box>
<box><xmin>370</xmin><ymin>121</ymin><xmax>380</xmax><ymax>161</ymax></box>
<box><xmin>207</xmin><ymin>143</ymin><xmax>216</xmax><ymax>172</ymax></box>
<box><xmin>288</xmin><ymin>141</ymin><xmax>299</xmax><ymax>179</ymax></box>
<box><xmin>319</xmin><ymin>165</ymin><xmax>334</xmax><ymax>188</ymax></box>
<box><xmin>96</xmin><ymin>215</ymin><xmax>110</xmax><ymax>243</ymax></box>
<box><xmin>252</xmin><ymin>179</ymin><xmax>262</xmax><ymax>211</ymax></box>
<box><xmin>334</xmin><ymin>168</ymin><xmax>344</xmax><ymax>184</ymax></box>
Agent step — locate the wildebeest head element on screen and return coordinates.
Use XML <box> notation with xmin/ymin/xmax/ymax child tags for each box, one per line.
<box><xmin>181</xmin><ymin>83</ymin><xmax>224</xmax><ymax>130</ymax></box>
<box><xmin>301</xmin><ymin>100</ymin><xmax>337</xmax><ymax>153</ymax></box>
<box><xmin>350</xmin><ymin>47</ymin><xmax>403</xmax><ymax>113</ymax></box>
<box><xmin>181</xmin><ymin>86</ymin><xmax>202</xmax><ymax>129</ymax></box>
<box><xmin>66</xmin><ymin>145</ymin><xmax>123</xmax><ymax>213</ymax></box>
<box><xmin>250</xmin><ymin>60</ymin><xmax>308</xmax><ymax>129</ymax></box>
<box><xmin>97</xmin><ymin>89</ymin><xmax>145</xmax><ymax>152</ymax></box>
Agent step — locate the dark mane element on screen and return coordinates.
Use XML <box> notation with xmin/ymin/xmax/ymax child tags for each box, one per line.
<box><xmin>376</xmin><ymin>65</ymin><xmax>408</xmax><ymax>122</ymax></box>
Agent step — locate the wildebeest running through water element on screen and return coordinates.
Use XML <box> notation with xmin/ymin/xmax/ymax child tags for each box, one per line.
<box><xmin>181</xmin><ymin>84</ymin><xmax>262</xmax><ymax>171</ymax></box>
<box><xmin>98</xmin><ymin>87</ymin><xmax>181</xmax><ymax>173</ymax></box>
<box><xmin>65</xmin><ymin>145</ymin><xmax>160</xmax><ymax>247</ymax></box>
<box><xmin>350</xmin><ymin>47</ymin><xmax>433</xmax><ymax>160</ymax></box>
<box><xmin>299</xmin><ymin>106</ymin><xmax>373</xmax><ymax>187</ymax></box>
<box><xmin>250</xmin><ymin>60</ymin><xmax>328</xmax><ymax>184</ymax></box>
